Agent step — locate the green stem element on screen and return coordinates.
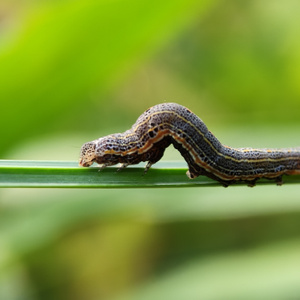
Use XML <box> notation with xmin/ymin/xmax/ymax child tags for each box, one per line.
<box><xmin>0</xmin><ymin>160</ymin><xmax>299</xmax><ymax>188</ymax></box>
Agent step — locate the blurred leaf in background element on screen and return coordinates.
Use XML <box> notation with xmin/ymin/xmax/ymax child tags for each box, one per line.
<box><xmin>1</xmin><ymin>0</ymin><xmax>300</xmax><ymax>300</ymax></box>
<box><xmin>0</xmin><ymin>0</ymin><xmax>214</xmax><ymax>157</ymax></box>
<box><xmin>159</xmin><ymin>1</ymin><xmax>300</xmax><ymax>123</ymax></box>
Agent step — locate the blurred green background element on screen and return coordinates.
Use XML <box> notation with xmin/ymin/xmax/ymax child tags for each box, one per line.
<box><xmin>1</xmin><ymin>0</ymin><xmax>300</xmax><ymax>299</ymax></box>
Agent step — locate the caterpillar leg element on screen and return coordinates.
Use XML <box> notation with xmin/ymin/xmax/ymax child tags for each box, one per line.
<box><xmin>97</xmin><ymin>163</ymin><xmax>111</xmax><ymax>171</ymax></box>
<box><xmin>186</xmin><ymin>169</ymin><xmax>234</xmax><ymax>187</ymax></box>
<box><xmin>246</xmin><ymin>178</ymin><xmax>258</xmax><ymax>187</ymax></box>
<box><xmin>275</xmin><ymin>175</ymin><xmax>283</xmax><ymax>186</ymax></box>
<box><xmin>144</xmin><ymin>162</ymin><xmax>153</xmax><ymax>174</ymax></box>
<box><xmin>117</xmin><ymin>163</ymin><xmax>129</xmax><ymax>172</ymax></box>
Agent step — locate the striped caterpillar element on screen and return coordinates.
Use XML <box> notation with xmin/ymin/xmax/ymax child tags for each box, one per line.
<box><xmin>79</xmin><ymin>103</ymin><xmax>300</xmax><ymax>186</ymax></box>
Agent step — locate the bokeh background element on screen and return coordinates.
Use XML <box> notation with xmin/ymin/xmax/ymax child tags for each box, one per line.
<box><xmin>1</xmin><ymin>0</ymin><xmax>300</xmax><ymax>299</ymax></box>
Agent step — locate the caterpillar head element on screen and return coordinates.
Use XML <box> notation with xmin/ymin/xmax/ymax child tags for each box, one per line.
<box><xmin>79</xmin><ymin>142</ymin><xmax>96</xmax><ymax>167</ymax></box>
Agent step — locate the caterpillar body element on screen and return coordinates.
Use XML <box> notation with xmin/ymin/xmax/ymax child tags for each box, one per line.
<box><xmin>79</xmin><ymin>103</ymin><xmax>300</xmax><ymax>186</ymax></box>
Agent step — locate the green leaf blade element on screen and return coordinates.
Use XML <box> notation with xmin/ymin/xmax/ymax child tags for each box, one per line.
<box><xmin>1</xmin><ymin>160</ymin><xmax>300</xmax><ymax>188</ymax></box>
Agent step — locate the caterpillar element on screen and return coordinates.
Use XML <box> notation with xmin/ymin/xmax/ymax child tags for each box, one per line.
<box><xmin>79</xmin><ymin>103</ymin><xmax>300</xmax><ymax>186</ymax></box>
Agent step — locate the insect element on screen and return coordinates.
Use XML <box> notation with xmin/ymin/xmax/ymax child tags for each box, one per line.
<box><xmin>79</xmin><ymin>103</ymin><xmax>300</xmax><ymax>186</ymax></box>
